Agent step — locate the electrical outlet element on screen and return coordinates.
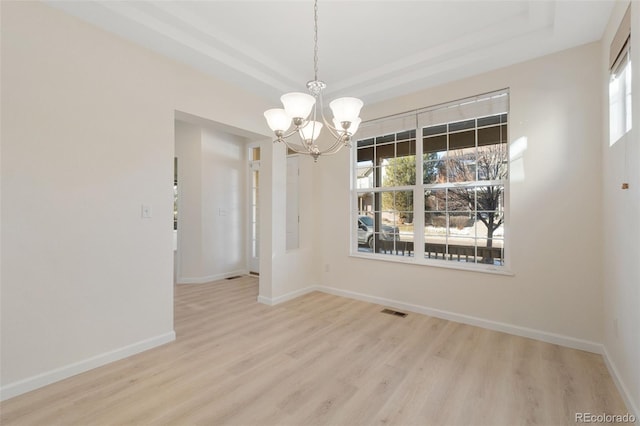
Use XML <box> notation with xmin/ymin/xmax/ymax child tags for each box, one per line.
<box><xmin>141</xmin><ymin>204</ymin><xmax>152</xmax><ymax>219</ymax></box>
<box><xmin>324</xmin><ymin>264</ymin><xmax>330</xmax><ymax>273</ymax></box>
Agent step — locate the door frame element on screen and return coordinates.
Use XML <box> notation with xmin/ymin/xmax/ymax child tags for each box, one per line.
<box><xmin>247</xmin><ymin>142</ymin><xmax>261</xmax><ymax>274</ymax></box>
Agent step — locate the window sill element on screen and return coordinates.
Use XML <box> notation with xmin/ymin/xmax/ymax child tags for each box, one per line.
<box><xmin>349</xmin><ymin>252</ymin><xmax>514</xmax><ymax>276</ymax></box>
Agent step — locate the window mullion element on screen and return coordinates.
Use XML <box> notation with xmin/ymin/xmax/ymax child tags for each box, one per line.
<box><xmin>474</xmin><ymin>122</ymin><xmax>479</xmax><ymax>262</ymax></box>
<box><xmin>351</xmin><ymin>145</ymin><xmax>359</xmax><ymax>254</ymax></box>
<box><xmin>445</xmin><ymin>130</ymin><xmax>450</xmax><ymax>254</ymax></box>
<box><xmin>474</xmin><ymin>180</ymin><xmax>478</xmax><ymax>262</ymax></box>
<box><xmin>414</xmin><ymin>120</ymin><xmax>425</xmax><ymax>259</ymax></box>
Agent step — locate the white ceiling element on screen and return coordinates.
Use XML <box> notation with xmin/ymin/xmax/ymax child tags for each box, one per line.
<box><xmin>48</xmin><ymin>1</ymin><xmax>614</xmax><ymax>105</ymax></box>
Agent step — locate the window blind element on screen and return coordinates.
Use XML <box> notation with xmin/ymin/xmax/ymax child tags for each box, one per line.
<box><xmin>610</xmin><ymin>5</ymin><xmax>631</xmax><ymax>71</ymax></box>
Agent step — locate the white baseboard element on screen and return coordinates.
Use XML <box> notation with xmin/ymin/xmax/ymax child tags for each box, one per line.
<box><xmin>177</xmin><ymin>269</ymin><xmax>248</xmax><ymax>284</ymax></box>
<box><xmin>316</xmin><ymin>285</ymin><xmax>602</xmax><ymax>354</ymax></box>
<box><xmin>0</xmin><ymin>331</ymin><xmax>176</xmax><ymax>401</ymax></box>
<box><xmin>257</xmin><ymin>286</ymin><xmax>318</xmax><ymax>306</ymax></box>
<box><xmin>602</xmin><ymin>346</ymin><xmax>639</xmax><ymax>419</ymax></box>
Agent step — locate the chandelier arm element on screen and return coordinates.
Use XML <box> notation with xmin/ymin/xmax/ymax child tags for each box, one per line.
<box><xmin>314</xmin><ymin>88</ymin><xmax>344</xmax><ymax>140</ymax></box>
<box><xmin>318</xmin><ymin>108</ymin><xmax>357</xmax><ymax>138</ymax></box>
<box><xmin>310</xmin><ymin>133</ymin><xmax>347</xmax><ymax>155</ymax></box>
<box><xmin>324</xmin><ymin>138</ymin><xmax>350</xmax><ymax>155</ymax></box>
<box><xmin>315</xmin><ymin>144</ymin><xmax>349</xmax><ymax>157</ymax></box>
<box><xmin>280</xmin><ymin>128</ymin><xmax>304</xmax><ymax>140</ymax></box>
<box><xmin>316</xmin><ymin>111</ymin><xmax>354</xmax><ymax>153</ymax></box>
<box><xmin>280</xmin><ymin>138</ymin><xmax>313</xmax><ymax>155</ymax></box>
<box><xmin>318</xmin><ymin>113</ymin><xmax>343</xmax><ymax>139</ymax></box>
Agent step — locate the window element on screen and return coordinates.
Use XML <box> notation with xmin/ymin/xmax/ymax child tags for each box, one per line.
<box><xmin>609</xmin><ymin>5</ymin><xmax>632</xmax><ymax>145</ymax></box>
<box><xmin>356</xmin><ymin>130</ymin><xmax>416</xmax><ymax>256</ymax></box>
<box><xmin>609</xmin><ymin>45</ymin><xmax>632</xmax><ymax>145</ymax></box>
<box><xmin>423</xmin><ymin>113</ymin><xmax>507</xmax><ymax>266</ymax></box>
<box><xmin>353</xmin><ymin>90</ymin><xmax>509</xmax><ymax>272</ymax></box>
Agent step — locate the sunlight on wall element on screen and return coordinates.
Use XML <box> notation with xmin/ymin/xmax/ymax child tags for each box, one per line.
<box><xmin>509</xmin><ymin>136</ymin><xmax>528</xmax><ymax>182</ymax></box>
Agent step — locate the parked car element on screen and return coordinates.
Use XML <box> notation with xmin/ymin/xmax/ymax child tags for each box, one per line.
<box><xmin>357</xmin><ymin>216</ymin><xmax>399</xmax><ymax>249</ymax></box>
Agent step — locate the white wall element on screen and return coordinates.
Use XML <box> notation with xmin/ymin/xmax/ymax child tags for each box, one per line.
<box><xmin>317</xmin><ymin>42</ymin><xmax>605</xmax><ymax>348</ymax></box>
<box><xmin>601</xmin><ymin>1</ymin><xmax>640</xmax><ymax>416</ymax></box>
<box><xmin>0</xmin><ymin>1</ymin><xmax>269</xmax><ymax>399</ymax></box>
<box><xmin>258</xmin><ymin>140</ymin><xmax>322</xmax><ymax>305</ymax></box>
<box><xmin>175</xmin><ymin>121</ymin><xmax>203</xmax><ymax>280</ymax></box>
<box><xmin>175</xmin><ymin>121</ymin><xmax>248</xmax><ymax>283</ymax></box>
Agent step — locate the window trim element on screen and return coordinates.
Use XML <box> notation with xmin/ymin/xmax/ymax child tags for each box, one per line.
<box><xmin>608</xmin><ymin>4</ymin><xmax>632</xmax><ymax>146</ymax></box>
<box><xmin>609</xmin><ymin>44</ymin><xmax>632</xmax><ymax>146</ymax></box>
<box><xmin>350</xmin><ymin>89</ymin><xmax>512</xmax><ymax>275</ymax></box>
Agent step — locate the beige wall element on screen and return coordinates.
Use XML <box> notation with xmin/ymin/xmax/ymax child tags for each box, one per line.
<box><xmin>258</xmin><ymin>139</ymin><xmax>322</xmax><ymax>305</ymax></box>
<box><xmin>175</xmin><ymin>121</ymin><xmax>203</xmax><ymax>279</ymax></box>
<box><xmin>0</xmin><ymin>1</ymin><xmax>269</xmax><ymax>397</ymax></box>
<box><xmin>317</xmin><ymin>42</ymin><xmax>604</xmax><ymax>346</ymax></box>
<box><xmin>601</xmin><ymin>1</ymin><xmax>640</xmax><ymax>416</ymax></box>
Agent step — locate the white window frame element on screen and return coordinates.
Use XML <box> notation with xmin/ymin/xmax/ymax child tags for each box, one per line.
<box><xmin>609</xmin><ymin>5</ymin><xmax>632</xmax><ymax>146</ymax></box>
<box><xmin>609</xmin><ymin>44</ymin><xmax>632</xmax><ymax>146</ymax></box>
<box><xmin>350</xmin><ymin>89</ymin><xmax>511</xmax><ymax>275</ymax></box>
<box><xmin>247</xmin><ymin>143</ymin><xmax>261</xmax><ymax>274</ymax></box>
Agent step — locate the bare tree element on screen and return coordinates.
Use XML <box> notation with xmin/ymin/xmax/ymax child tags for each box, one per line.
<box><xmin>382</xmin><ymin>143</ymin><xmax>507</xmax><ymax>263</ymax></box>
<box><xmin>437</xmin><ymin>144</ymin><xmax>507</xmax><ymax>263</ymax></box>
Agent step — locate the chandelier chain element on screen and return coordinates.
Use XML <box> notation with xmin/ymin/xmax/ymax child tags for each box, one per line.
<box><xmin>313</xmin><ymin>0</ymin><xmax>319</xmax><ymax>82</ymax></box>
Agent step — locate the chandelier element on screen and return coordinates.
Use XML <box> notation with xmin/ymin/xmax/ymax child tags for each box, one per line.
<box><xmin>263</xmin><ymin>0</ymin><xmax>364</xmax><ymax>162</ymax></box>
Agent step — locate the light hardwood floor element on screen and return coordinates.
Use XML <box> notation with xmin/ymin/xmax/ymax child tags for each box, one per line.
<box><xmin>1</xmin><ymin>276</ymin><xmax>628</xmax><ymax>425</ymax></box>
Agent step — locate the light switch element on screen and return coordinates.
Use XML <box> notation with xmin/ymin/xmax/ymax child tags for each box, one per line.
<box><xmin>141</xmin><ymin>204</ymin><xmax>152</xmax><ymax>219</ymax></box>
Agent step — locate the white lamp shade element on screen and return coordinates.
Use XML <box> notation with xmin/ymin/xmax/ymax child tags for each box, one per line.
<box><xmin>264</xmin><ymin>108</ymin><xmax>291</xmax><ymax>132</ymax></box>
<box><xmin>349</xmin><ymin>117</ymin><xmax>362</xmax><ymax>134</ymax></box>
<box><xmin>329</xmin><ymin>97</ymin><xmax>363</xmax><ymax>123</ymax></box>
<box><xmin>299</xmin><ymin>121</ymin><xmax>323</xmax><ymax>141</ymax></box>
<box><xmin>333</xmin><ymin>117</ymin><xmax>361</xmax><ymax>135</ymax></box>
<box><xmin>281</xmin><ymin>92</ymin><xmax>316</xmax><ymax>119</ymax></box>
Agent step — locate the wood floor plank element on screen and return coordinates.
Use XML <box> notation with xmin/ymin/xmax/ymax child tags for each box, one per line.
<box><xmin>0</xmin><ymin>276</ymin><xmax>629</xmax><ymax>426</ymax></box>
